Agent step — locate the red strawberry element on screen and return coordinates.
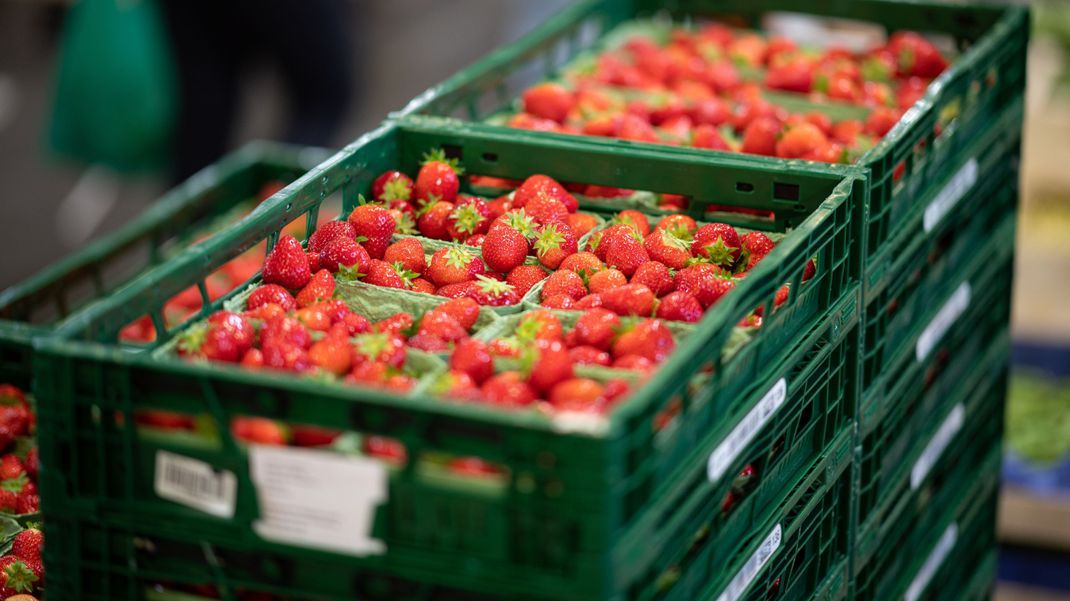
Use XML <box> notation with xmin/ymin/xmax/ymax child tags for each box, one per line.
<box><xmin>575</xmin><ymin>293</ymin><xmax>604</xmax><ymax>309</ymax></box>
<box><xmin>644</xmin><ymin>229</ymin><xmax>693</xmax><ymax>270</ymax></box>
<box><xmin>487</xmin><ymin>196</ymin><xmax>513</xmax><ymax>220</ymax></box>
<box><xmin>180</xmin><ymin>311</ymin><xmax>255</xmax><ymax>362</ymax></box>
<box><xmin>240</xmin><ymin>348</ymin><xmax>264</xmax><ymax>368</ymax></box>
<box><xmin>803</xmin><ymin>258</ymin><xmax>816</xmax><ymax>282</ymax></box>
<box><xmin>573</xmin><ymin>308</ymin><xmax>621</xmax><ymax>350</ymax></box>
<box><xmin>613</xmin><ymin>319</ymin><xmax>676</xmax><ymax>363</ymax></box>
<box><xmin>261</xmin><ymin>314</ymin><xmax>312</xmax><ymax>348</ymax></box>
<box><xmin>348</xmin><ymin>204</ymin><xmax>396</xmax><ymax>259</ymax></box>
<box><xmin>373</xmin><ymin>170</ymin><xmax>415</xmax><ymax>202</ymax></box>
<box><xmin>741</xmin><ymin>231</ymin><xmax>776</xmax><ymax>265</ymax></box>
<box><xmin>11</xmin><ymin>528</ymin><xmax>42</xmax><ymax>562</ymax></box>
<box><xmin>605</xmin><ymin>231</ymin><xmax>650</xmax><ymax>277</ymax></box>
<box><xmin>364</xmin><ymin>260</ymin><xmax>417</xmax><ymax>289</ymax></box>
<box><xmin>309</xmin><ymin>336</ymin><xmax>352</xmax><ymax>375</ymax></box>
<box><xmin>295</xmin><ymin>305</ymin><xmax>332</xmax><ymax>332</ymax></box>
<box><xmin>291</xmin><ymin>425</ymin><xmax>343</xmax><ymax>448</ymax></box>
<box><xmin>631</xmin><ymin>261</ymin><xmax>675</xmax><ymax>297</ymax></box>
<box><xmin>0</xmin><ymin>456</ymin><xmax>23</xmax><ymax>481</ymax></box>
<box><xmin>542</xmin><ymin>294</ymin><xmax>576</xmax><ymax>310</ymax></box>
<box><xmin>542</xmin><ymin>269</ymin><xmax>587</xmax><ymax>300</ymax></box>
<box><xmin>451</xmin><ymin>339</ymin><xmax>495</xmax><ymax>384</ymax></box>
<box><xmin>418</xmin><ymin>311</ymin><xmax>468</xmax><ymax>342</ymax></box>
<box><xmin>524</xmin><ymin>339</ymin><xmax>573</xmax><ymax>393</ymax></box>
<box><xmin>588</xmin><ymin>268</ymin><xmax>627</xmax><ymax>294</ymax></box>
<box><xmin>428</xmin><ymin>247</ymin><xmax>485</xmax><ymax>287</ymax></box>
<box><xmin>614</xmin><ymin>354</ymin><xmax>655</xmax><ymax>371</ymax></box>
<box><xmin>616</xmin><ymin>210</ymin><xmax>651</xmax><ymax>236</ymax></box>
<box><xmin>481</xmin><ymin>372</ymin><xmax>538</xmax><ymax>407</ymax></box>
<box><xmin>569</xmin><ymin>346</ymin><xmax>612</xmax><ymax>366</ymax></box>
<box><xmin>0</xmin><ymin>555</ymin><xmax>38</xmax><ymax>596</ymax></box>
<box><xmin>432</xmin><ymin>370</ymin><xmax>482</xmax><ymax>400</ymax></box>
<box><xmin>0</xmin><ymin>489</ymin><xmax>15</xmax><ymax>513</ymax></box>
<box><xmin>482</xmin><ymin>224</ymin><xmax>530</xmax><ymax>273</ymax></box>
<box><xmin>437</xmin><ymin>297</ymin><xmax>480</xmax><ymax>331</ymax></box>
<box><xmin>776</xmin><ymin>122</ymin><xmax>830</xmax><ymax>159</ymax></box>
<box><xmin>533</xmin><ymin>223</ymin><xmax>578</xmax><ymax>269</ymax></box>
<box><xmin>567</xmin><ymin>213</ymin><xmax>600</xmax><ymax>237</ymax></box>
<box><xmin>321</xmin><ymin>237</ymin><xmax>371</xmax><ymax>276</ymax></box>
<box><xmin>678</xmin><ymin>266</ymin><xmax>735</xmax><ymax>308</ymax></box>
<box><xmin>383</xmin><ymin>238</ymin><xmax>427</xmax><ymax>275</ymax></box>
<box><xmin>507</xmin><ymin>264</ymin><xmax>548</xmax><ymax>298</ymax></box>
<box><xmin>416</xmin><ymin>200</ymin><xmax>455</xmax><ymax>240</ymax></box>
<box><xmin>415</xmin><ymin>149</ymin><xmax>463</xmax><ymax>203</ymax></box>
<box><xmin>446</xmin><ymin>198</ymin><xmax>491</xmax><ymax>240</ymax></box>
<box><xmin>307</xmin><ymin>251</ymin><xmax>323</xmax><ymax>273</ymax></box>
<box><xmin>261</xmin><ymin>342</ymin><xmax>313</xmax><ymax>372</ymax></box>
<box><xmin>437</xmin><ymin>281</ymin><xmax>478</xmax><ymax>299</ymax></box>
<box><xmin>262</xmin><ymin>235</ymin><xmax>311</xmax><ymax>290</ymax></box>
<box><xmin>23</xmin><ymin>449</ymin><xmax>37</xmax><ymax>482</ymax></box>
<box><xmin>656</xmin><ymin>291</ymin><xmax>704</xmax><ymax>322</ymax></box>
<box><xmin>741</xmin><ymin>117</ymin><xmax>781</xmax><ymax>156</ymax></box>
<box><xmin>308</xmin><ymin>220</ymin><xmax>356</xmax><ymax>253</ymax></box>
<box><xmin>515</xmin><ymin>310</ymin><xmax>564</xmax><ymax>342</ymax></box>
<box><xmin>513</xmin><ymin>174</ymin><xmax>578</xmax><ymax>212</ymax></box>
<box><xmin>468</xmin><ymin>275</ymin><xmax>519</xmax><ymax>306</ymax></box>
<box><xmin>296</xmin><ymin>269</ymin><xmax>336</xmax><ymax>307</ymax></box>
<box><xmin>559</xmin><ymin>252</ymin><xmax>604</xmax><ymax>273</ymax></box>
<box><xmin>352</xmin><ymin>332</ymin><xmax>406</xmax><ymax>368</ymax></box>
<box><xmin>588</xmin><ymin>224</ymin><xmax>632</xmax><ymax>261</ymax></box>
<box><xmin>548</xmin><ymin>378</ymin><xmax>606</xmax><ymax>413</ymax></box>
<box><xmin>525</xmin><ymin>194</ymin><xmax>569</xmax><ymax>225</ymax></box>
<box><xmin>521</xmin><ymin>83</ymin><xmax>574</xmax><ymax>123</ymax></box>
<box><xmin>865</xmin><ymin>106</ymin><xmax>900</xmax><ymax>137</ymax></box>
<box><xmin>692</xmin><ymin>223</ymin><xmax>741</xmax><ymax>266</ymax></box>
<box><xmin>407</xmin><ymin>333</ymin><xmax>448</xmax><ymax>352</ymax></box>
<box><xmin>601</xmin><ymin>283</ymin><xmax>656</xmax><ymax>316</ymax></box>
<box><xmin>364</xmin><ymin>436</ymin><xmax>407</xmax><ymax>463</ymax></box>
<box><xmin>375</xmin><ymin>312</ymin><xmax>414</xmax><ymax>336</ymax></box>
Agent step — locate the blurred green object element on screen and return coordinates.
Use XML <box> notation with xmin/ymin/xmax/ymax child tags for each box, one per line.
<box><xmin>47</xmin><ymin>0</ymin><xmax>176</xmax><ymax>172</ymax></box>
<box><xmin>1006</xmin><ymin>370</ymin><xmax>1070</xmax><ymax>464</ymax></box>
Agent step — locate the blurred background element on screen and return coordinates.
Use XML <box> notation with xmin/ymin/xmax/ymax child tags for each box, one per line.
<box><xmin>0</xmin><ymin>0</ymin><xmax>1069</xmax><ymax>599</ymax></box>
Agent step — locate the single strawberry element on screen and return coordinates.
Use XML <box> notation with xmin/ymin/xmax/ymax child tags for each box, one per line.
<box><xmin>364</xmin><ymin>260</ymin><xmax>416</xmax><ymax>289</ymax></box>
<box><xmin>692</xmin><ymin>223</ymin><xmax>741</xmax><ymax>266</ymax></box>
<box><xmin>451</xmin><ymin>339</ymin><xmax>495</xmax><ymax>384</ymax></box>
<box><xmin>481</xmin><ymin>372</ymin><xmax>538</xmax><ymax>407</ymax></box>
<box><xmin>241</xmin><ymin>348</ymin><xmax>264</xmax><ymax>368</ymax></box>
<box><xmin>803</xmin><ymin>258</ymin><xmax>816</xmax><ymax>282</ymax></box>
<box><xmin>573</xmin><ymin>308</ymin><xmax>621</xmax><ymax>351</ymax></box>
<box><xmin>352</xmin><ymin>332</ymin><xmax>406</xmax><ymax>368</ymax></box>
<box><xmin>437</xmin><ymin>281</ymin><xmax>478</xmax><ymax>299</ymax></box>
<box><xmin>11</xmin><ymin>528</ymin><xmax>42</xmax><ymax>563</ymax></box>
<box><xmin>491</xmin><ymin>208</ymin><xmax>539</xmax><ymax>241</ymax></box>
<box><xmin>656</xmin><ymin>291</ymin><xmax>703</xmax><ymax>322</ymax></box>
<box><xmin>296</xmin><ymin>269</ymin><xmax>336</xmax><ymax>307</ymax></box>
<box><xmin>559</xmin><ymin>252</ymin><xmax>604</xmax><ymax>273</ymax></box>
<box><xmin>567</xmin><ymin>212</ymin><xmax>600</xmax><ymax>237</ymax></box>
<box><xmin>375</xmin><ymin>312</ymin><xmax>414</xmax><ymax>336</ymax></box>
<box><xmin>437</xmin><ymin>297</ymin><xmax>481</xmax><ymax>331</ymax></box>
<box><xmin>589</xmin><ymin>224</ymin><xmax>634</xmax><ymax>262</ymax></box>
<box><xmin>644</xmin><ymin>229</ymin><xmax>693</xmax><ymax>270</ymax></box>
<box><xmin>542</xmin><ymin>294</ymin><xmax>576</xmax><ymax>310</ymax></box>
<box><xmin>740</xmin><ymin>231</ymin><xmax>776</xmax><ymax>266</ymax></box>
<box><xmin>416</xmin><ymin>200</ymin><xmax>455</xmax><ymax>240</ymax></box>
<box><xmin>513</xmin><ymin>174</ymin><xmax>579</xmax><ymax>212</ymax></box>
<box><xmin>466</xmin><ymin>234</ymin><xmax>486</xmax><ymax>248</ymax></box>
<box><xmin>373</xmin><ymin>170</ymin><xmax>415</xmax><ymax>202</ymax></box>
<box><xmin>431</xmin><ymin>370</ymin><xmax>482</xmax><ymax>401</ymax></box>
<box><xmin>307</xmin><ymin>251</ymin><xmax>323</xmax><ymax>273</ymax></box>
<box><xmin>533</xmin><ymin>223</ymin><xmax>578</xmax><ymax>269</ymax></box>
<box><xmin>487</xmin><ymin>196</ymin><xmax>513</xmax><ymax>220</ymax></box>
<box><xmin>428</xmin><ymin>247</ymin><xmax>485</xmax><ymax>287</ymax></box>
<box><xmin>569</xmin><ymin>346</ymin><xmax>612</xmax><ymax>366</ymax></box>
<box><xmin>774</xmin><ymin>284</ymin><xmax>791</xmax><ymax>308</ymax></box>
<box><xmin>542</xmin><ymin>269</ymin><xmax>587</xmax><ymax>301</ymax></box>
<box><xmin>308</xmin><ymin>220</ymin><xmax>357</xmax><ymax>253</ymax></box>
<box><xmin>741</xmin><ymin>116</ymin><xmax>781</xmax><ymax>156</ymax></box>
<box><xmin>0</xmin><ymin>556</ymin><xmax>38</xmax><ymax>596</ymax></box>
<box><xmin>295</xmin><ymin>305</ymin><xmax>332</xmax><ymax>332</ymax></box>
<box><xmin>348</xmin><ymin>360</ymin><xmax>391</xmax><ymax>387</ymax></box>
<box><xmin>631</xmin><ymin>261</ymin><xmax>675</xmax><ymax>297</ymax></box>
<box><xmin>261</xmin><ymin>315</ymin><xmax>312</xmax><ymax>349</ymax></box>
<box><xmin>383</xmin><ymin>238</ymin><xmax>427</xmax><ymax>275</ymax></box>
<box><xmin>521</xmin><ymin>83</ymin><xmax>574</xmax><ymax>123</ymax></box>
<box><xmin>415</xmin><ymin>149</ymin><xmax>463</xmax><ymax>203</ymax></box>
<box><xmin>515</xmin><ymin>310</ymin><xmax>564</xmax><ymax>342</ymax></box>
<box><xmin>446</xmin><ymin>199</ymin><xmax>491</xmax><ymax>240</ymax></box>
<box><xmin>575</xmin><ymin>293</ymin><xmax>604</xmax><ymax>309</ymax></box>
<box><xmin>525</xmin><ymin>194</ymin><xmax>569</xmax><ymax>225</ymax></box>
<box><xmin>262</xmin><ymin>235</ymin><xmax>311</xmax><ymax>290</ymax></box>
<box><xmin>613</xmin><ymin>319</ymin><xmax>676</xmax><ymax>363</ymax></box>
<box><xmin>588</xmin><ymin>268</ymin><xmax>628</xmax><ymax>294</ymax></box>
<box><xmin>605</xmin><ymin>231</ymin><xmax>650</xmax><ymax>277</ymax></box>
<box><xmin>522</xmin><ymin>339</ymin><xmax>573</xmax><ymax>393</ymax></box>
<box><xmin>675</xmin><ymin>264</ymin><xmax>733</xmax><ymax>308</ymax></box>
<box><xmin>548</xmin><ymin>378</ymin><xmax>606</xmax><ymax>413</ymax></box>
<box><xmin>348</xmin><ymin>204</ymin><xmax>396</xmax><ymax>259</ymax></box>
<box><xmin>321</xmin><ymin>237</ymin><xmax>371</xmax><ymax>276</ymax></box>
<box><xmin>614</xmin><ymin>354</ymin><xmax>655</xmax><ymax>371</ymax></box>
<box><xmin>0</xmin><ymin>456</ymin><xmax>23</xmax><ymax>481</ymax></box>
<box><xmin>506</xmin><ymin>264</ymin><xmax>548</xmax><ymax>298</ymax></box>
<box><xmin>418</xmin><ymin>310</ymin><xmax>468</xmax><ymax>343</ymax></box>
<box><xmin>247</xmin><ymin>284</ymin><xmax>296</xmax><ymax>312</ymax></box>
<box><xmin>309</xmin><ymin>336</ymin><xmax>352</xmax><ymax>375</ymax></box>
<box><xmin>616</xmin><ymin>210</ymin><xmax>651</xmax><ymax>236</ymax></box>
<box><xmin>482</xmin><ymin>224</ymin><xmax>530</xmax><ymax>273</ymax></box>
<box><xmin>468</xmin><ymin>275</ymin><xmax>519</xmax><ymax>306</ymax></box>
<box><xmin>601</xmin><ymin>283</ymin><xmax>656</xmax><ymax>316</ymax></box>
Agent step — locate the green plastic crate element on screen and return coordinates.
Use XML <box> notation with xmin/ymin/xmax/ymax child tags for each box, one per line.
<box><xmin>0</xmin><ymin>142</ymin><xmax>329</xmax><ymax>389</ymax></box>
<box><xmin>398</xmin><ymin>0</ymin><xmax>1028</xmax><ymax>264</ymax></box>
<box><xmin>42</xmin><ymin>428</ymin><xmax>852</xmax><ymax>601</ymax></box>
<box><xmin>855</xmin><ymin>334</ymin><xmax>1008</xmax><ymax>573</ymax></box>
<box><xmin>854</xmin><ymin>451</ymin><xmax>1000</xmax><ymax>601</ymax></box>
<box><xmin>34</xmin><ymin>121</ymin><xmax>861</xmax><ymax>601</ymax></box>
<box><xmin>860</xmin><ymin>206</ymin><xmax>1016</xmax><ymax>429</ymax></box>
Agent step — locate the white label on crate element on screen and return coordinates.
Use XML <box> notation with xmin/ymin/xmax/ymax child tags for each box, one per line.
<box><xmin>923</xmin><ymin>158</ymin><xmax>979</xmax><ymax>233</ymax></box>
<box><xmin>154</xmin><ymin>451</ymin><xmax>237</xmax><ymax>519</ymax></box>
<box><xmin>916</xmin><ymin>282</ymin><xmax>972</xmax><ymax>362</ymax></box>
<box><xmin>904</xmin><ymin>523</ymin><xmax>958</xmax><ymax>601</ymax></box>
<box><xmin>249</xmin><ymin>445</ymin><xmax>388</xmax><ymax>556</ymax></box>
<box><xmin>708</xmin><ymin>378</ymin><xmax>787</xmax><ymax>483</ymax></box>
<box><xmin>911</xmin><ymin>403</ymin><xmax>966</xmax><ymax>490</ymax></box>
<box><xmin>715</xmin><ymin>524</ymin><xmax>783</xmax><ymax>601</ymax></box>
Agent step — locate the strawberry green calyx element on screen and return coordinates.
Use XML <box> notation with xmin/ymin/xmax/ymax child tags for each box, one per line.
<box><xmin>898</xmin><ymin>47</ymin><xmax>915</xmax><ymax>74</ymax></box>
<box><xmin>474</xmin><ymin>275</ymin><xmax>515</xmax><ymax>300</ymax></box>
<box><xmin>514</xmin><ymin>315</ymin><xmax>545</xmax><ymax>342</ymax></box>
<box><xmin>861</xmin><ymin>56</ymin><xmax>892</xmax><ymax>82</ymax></box>
<box><xmin>337</xmin><ymin>263</ymin><xmax>366</xmax><ymax>282</ymax></box>
<box><xmin>415</xmin><ymin>194</ymin><xmax>442</xmax><ymax>217</ymax></box>
<box><xmin>1</xmin><ymin>474</ymin><xmax>27</xmax><ymax>494</ymax></box>
<box><xmin>353</xmin><ymin>332</ymin><xmax>394</xmax><ymax>361</ymax></box>
<box><xmin>702</xmin><ymin>238</ymin><xmax>739</xmax><ymax>267</ymax></box>
<box><xmin>3</xmin><ymin>559</ymin><xmax>37</xmax><ymax>593</ymax></box>
<box><xmin>176</xmin><ymin>324</ymin><xmax>207</xmax><ymax>355</ymax></box>
<box><xmin>450</xmin><ymin>204</ymin><xmax>486</xmax><ymax>236</ymax></box>
<box><xmin>444</xmin><ymin>247</ymin><xmax>476</xmax><ymax>270</ymax></box>
<box><xmin>392</xmin><ymin>262</ymin><xmax>420</xmax><ymax>287</ymax></box>
<box><xmin>663</xmin><ymin>229</ymin><xmax>693</xmax><ymax>251</ymax></box>
<box><xmin>381</xmin><ymin>179</ymin><xmax>412</xmax><ymax>202</ymax></box>
<box><xmin>813</xmin><ymin>73</ymin><xmax>830</xmax><ymax>95</ymax></box>
<box><xmin>533</xmin><ymin>224</ymin><xmax>566</xmax><ymax>255</ymax></box>
<box><xmin>586</xmin><ymin>231</ymin><xmax>603</xmax><ymax>252</ymax></box>
<box><xmin>504</xmin><ymin>209</ymin><xmax>538</xmax><ymax>239</ymax></box>
<box><xmin>422</xmin><ymin>148</ymin><xmax>465</xmax><ymax>175</ymax></box>
<box><xmin>394</xmin><ymin>212</ymin><xmax>418</xmax><ymax>235</ymax></box>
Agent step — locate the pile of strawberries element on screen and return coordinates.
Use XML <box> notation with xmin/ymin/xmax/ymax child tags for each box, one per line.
<box><xmin>508</xmin><ymin>24</ymin><xmax>949</xmax><ymax>162</ymax></box>
<box><xmin>0</xmin><ymin>387</ymin><xmax>38</xmax><ymax>517</ymax></box>
<box><xmin>0</xmin><ymin>527</ymin><xmax>43</xmax><ymax>600</ymax></box>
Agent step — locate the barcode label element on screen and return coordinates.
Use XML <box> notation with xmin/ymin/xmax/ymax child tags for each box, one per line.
<box><xmin>923</xmin><ymin>158</ymin><xmax>978</xmax><ymax>232</ymax></box>
<box><xmin>708</xmin><ymin>378</ymin><xmax>787</xmax><ymax>483</ymax></box>
<box><xmin>716</xmin><ymin>524</ymin><xmax>783</xmax><ymax>601</ymax></box>
<box><xmin>916</xmin><ymin>282</ymin><xmax>971</xmax><ymax>362</ymax></box>
<box><xmin>154</xmin><ymin>451</ymin><xmax>237</xmax><ymax>518</ymax></box>
<box><xmin>911</xmin><ymin>403</ymin><xmax>965</xmax><ymax>489</ymax></box>
<box><xmin>904</xmin><ymin>523</ymin><xmax>958</xmax><ymax>601</ymax></box>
